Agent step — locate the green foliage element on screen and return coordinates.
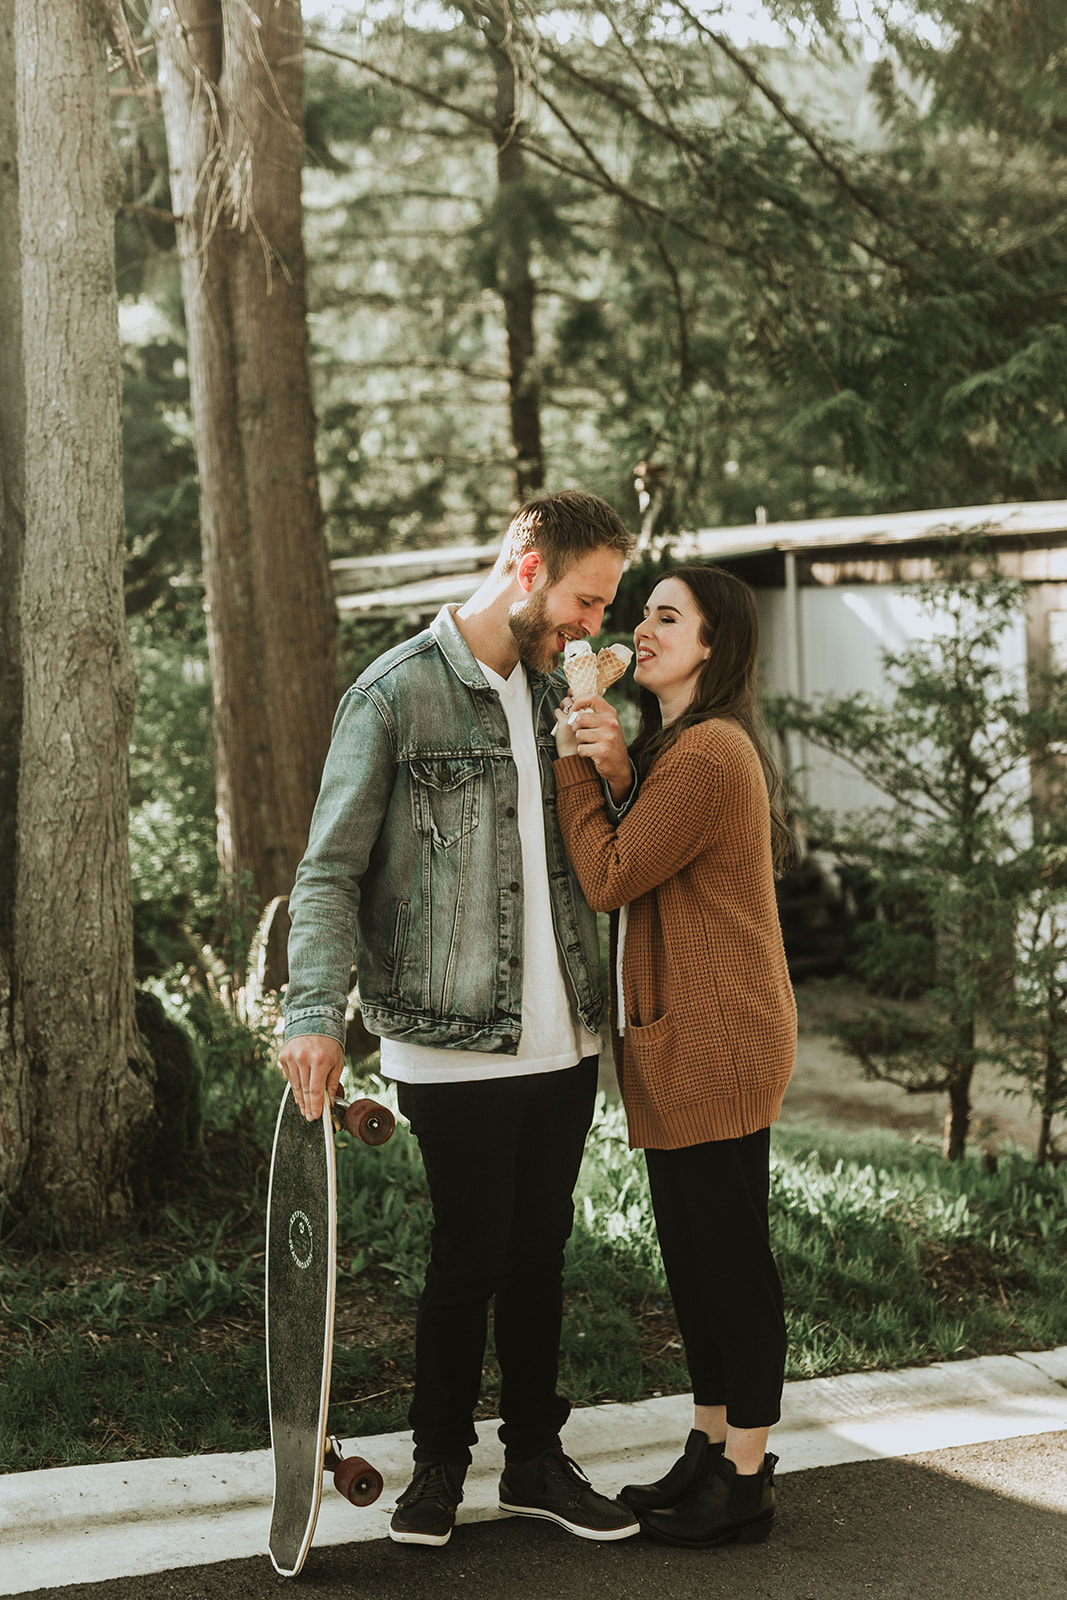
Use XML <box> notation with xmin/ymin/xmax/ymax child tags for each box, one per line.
<box><xmin>332</xmin><ymin>1074</ymin><xmax>433</xmax><ymax>1298</ymax></box>
<box><xmin>771</xmin><ymin>548</ymin><xmax>1067</xmax><ymax>1156</ymax></box>
<box><xmin>122</xmin><ymin>340</ymin><xmax>200</xmax><ymax>621</ymax></box>
<box><xmin>104</xmin><ymin>0</ymin><xmax>1067</xmax><ymax>603</ymax></box>
<box><xmin>128</xmin><ymin>618</ymin><xmax>217</xmax><ymax>941</ymax></box>
<box><xmin>113</xmin><ymin>2</ymin><xmax>1067</xmax><ymax>580</ymax></box>
<box><xmin>889</xmin><ymin>0</ymin><xmax>1067</xmax><ymax>156</ymax></box>
<box><xmin>3</xmin><ymin>1085</ymin><xmax>1067</xmax><ymax>1470</ymax></box>
<box><xmin>772</xmin><ymin>1120</ymin><xmax>1067</xmax><ymax>1373</ymax></box>
<box><xmin>338</xmin><ymin>613</ymin><xmax>421</xmax><ymax>687</ymax></box>
<box><xmin>0</xmin><ymin>1331</ymin><xmax>269</xmax><ymax>1472</ymax></box>
<box><xmin>148</xmin><ymin>1253</ymin><xmax>259</xmax><ymax>1324</ymax></box>
<box><xmin>178</xmin><ymin>988</ymin><xmax>285</xmax><ymax>1142</ymax></box>
<box><xmin>985</xmin><ymin>883</ymin><xmax>1067</xmax><ymax>1163</ymax></box>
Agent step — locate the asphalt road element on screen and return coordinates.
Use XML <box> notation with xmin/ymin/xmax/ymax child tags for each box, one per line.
<box><xmin>15</xmin><ymin>1431</ymin><xmax>1067</xmax><ymax>1600</ymax></box>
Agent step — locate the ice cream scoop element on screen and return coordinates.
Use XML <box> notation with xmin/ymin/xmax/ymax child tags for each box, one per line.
<box><xmin>563</xmin><ymin>638</ymin><xmax>598</xmax><ymax>700</ymax></box>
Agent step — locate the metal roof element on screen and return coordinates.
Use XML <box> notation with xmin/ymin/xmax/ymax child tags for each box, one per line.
<box><xmin>681</xmin><ymin>499</ymin><xmax>1067</xmax><ymax>561</ymax></box>
<box><xmin>329</xmin><ymin>500</ymin><xmax>1067</xmax><ymax>615</ymax></box>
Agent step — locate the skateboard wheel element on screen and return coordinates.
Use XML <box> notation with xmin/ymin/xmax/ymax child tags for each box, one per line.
<box><xmin>343</xmin><ymin>1098</ymin><xmax>395</xmax><ymax>1146</ymax></box>
<box><xmin>334</xmin><ymin>1456</ymin><xmax>383</xmax><ymax>1506</ymax></box>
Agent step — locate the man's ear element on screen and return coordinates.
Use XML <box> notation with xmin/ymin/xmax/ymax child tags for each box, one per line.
<box><xmin>516</xmin><ymin>550</ymin><xmax>546</xmax><ymax>594</ymax></box>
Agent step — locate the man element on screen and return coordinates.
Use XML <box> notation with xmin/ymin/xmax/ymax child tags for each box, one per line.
<box><xmin>280</xmin><ymin>491</ymin><xmax>639</xmax><ymax>1548</ymax></box>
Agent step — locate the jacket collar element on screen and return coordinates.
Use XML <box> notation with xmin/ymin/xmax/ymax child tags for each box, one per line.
<box><xmin>431</xmin><ymin>604</ymin><xmax>557</xmax><ymax>695</ymax></box>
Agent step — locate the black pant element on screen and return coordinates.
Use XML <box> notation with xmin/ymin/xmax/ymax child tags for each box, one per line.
<box><xmin>396</xmin><ymin>1057</ymin><xmax>598</xmax><ymax>1465</ymax></box>
<box><xmin>644</xmin><ymin>1127</ymin><xmax>786</xmax><ymax>1430</ymax></box>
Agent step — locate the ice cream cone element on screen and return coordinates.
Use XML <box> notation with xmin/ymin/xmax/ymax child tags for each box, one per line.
<box><xmin>563</xmin><ymin>639</ymin><xmax>599</xmax><ymax>699</ymax></box>
<box><xmin>596</xmin><ymin>644</ymin><xmax>633</xmax><ymax>693</ymax></box>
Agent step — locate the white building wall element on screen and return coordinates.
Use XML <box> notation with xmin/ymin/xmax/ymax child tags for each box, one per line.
<box><xmin>757</xmin><ymin>584</ymin><xmax>1030</xmax><ymax>823</ymax></box>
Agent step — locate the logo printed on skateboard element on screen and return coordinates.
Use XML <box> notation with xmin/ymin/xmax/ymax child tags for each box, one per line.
<box><xmin>288</xmin><ymin>1209</ymin><xmax>314</xmax><ymax>1269</ymax></box>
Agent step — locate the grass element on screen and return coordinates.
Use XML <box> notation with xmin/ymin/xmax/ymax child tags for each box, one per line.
<box><xmin>2</xmin><ymin>1065</ymin><xmax>1066</xmax><ymax>1475</ymax></box>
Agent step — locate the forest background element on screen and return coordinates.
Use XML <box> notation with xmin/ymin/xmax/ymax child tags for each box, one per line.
<box><xmin>122</xmin><ymin>0</ymin><xmax>1067</xmax><ymax>983</ymax></box>
<box><xmin>2</xmin><ymin>0</ymin><xmax>1067</xmax><ymax>1471</ymax></box>
<box><xmin>1</xmin><ymin>0</ymin><xmax>1066</xmax><ymax>1259</ymax></box>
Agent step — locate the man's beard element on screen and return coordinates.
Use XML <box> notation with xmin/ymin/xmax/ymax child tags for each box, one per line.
<box><xmin>508</xmin><ymin>589</ymin><xmax>563</xmax><ymax>674</ymax></box>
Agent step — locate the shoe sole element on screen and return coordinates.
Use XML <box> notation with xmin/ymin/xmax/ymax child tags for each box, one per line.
<box><xmin>388</xmin><ymin>1524</ymin><xmax>453</xmax><ymax>1547</ymax></box>
<box><xmin>498</xmin><ymin>1501</ymin><xmax>641</xmax><ymax>1541</ymax></box>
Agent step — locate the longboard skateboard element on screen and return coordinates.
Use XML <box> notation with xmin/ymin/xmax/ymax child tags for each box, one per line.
<box><xmin>266</xmin><ymin>1083</ymin><xmax>396</xmax><ymax>1577</ymax></box>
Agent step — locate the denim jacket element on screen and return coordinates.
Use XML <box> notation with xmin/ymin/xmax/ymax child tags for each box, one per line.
<box><xmin>283</xmin><ymin>605</ymin><xmax>607</xmax><ymax>1055</ymax></box>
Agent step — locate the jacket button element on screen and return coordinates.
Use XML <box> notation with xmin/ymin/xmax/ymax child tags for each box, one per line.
<box><xmin>501</xmin><ymin>1035</ymin><xmax>515</xmax><ymax>1049</ymax></box>
<box><xmin>509</xmin><ymin>881</ymin><xmax>520</xmax><ymax>892</ymax></box>
<box><xmin>498</xmin><ymin>737</ymin><xmax>509</xmax><ymax>748</ymax></box>
<box><xmin>505</xmin><ymin>806</ymin><xmax>516</xmax><ymax>817</ymax></box>
<box><xmin>509</xmin><ymin>956</ymin><xmax>520</xmax><ymax>968</ymax></box>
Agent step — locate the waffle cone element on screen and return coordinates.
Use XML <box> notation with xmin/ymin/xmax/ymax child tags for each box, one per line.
<box><xmin>596</xmin><ymin>644</ymin><xmax>633</xmax><ymax>693</ymax></box>
<box><xmin>564</xmin><ymin>651</ymin><xmax>599</xmax><ymax>699</ymax></box>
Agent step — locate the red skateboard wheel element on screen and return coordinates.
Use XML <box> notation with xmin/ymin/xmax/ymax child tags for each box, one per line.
<box><xmin>343</xmin><ymin>1098</ymin><xmax>395</xmax><ymax>1146</ymax></box>
<box><xmin>334</xmin><ymin>1455</ymin><xmax>383</xmax><ymax>1506</ymax></box>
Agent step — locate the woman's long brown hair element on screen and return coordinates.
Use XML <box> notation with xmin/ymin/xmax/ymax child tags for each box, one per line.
<box><xmin>629</xmin><ymin>563</ymin><xmax>796</xmax><ymax>876</ymax></box>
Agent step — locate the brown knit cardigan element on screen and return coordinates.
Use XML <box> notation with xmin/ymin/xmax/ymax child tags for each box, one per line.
<box><xmin>554</xmin><ymin>717</ymin><xmax>795</xmax><ymax>1150</ymax></box>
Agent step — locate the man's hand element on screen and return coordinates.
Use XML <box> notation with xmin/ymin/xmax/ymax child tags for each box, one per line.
<box><xmin>568</xmin><ymin>694</ymin><xmax>632</xmax><ymax>801</ymax></box>
<box><xmin>278</xmin><ymin>1034</ymin><xmax>345</xmax><ymax>1122</ymax></box>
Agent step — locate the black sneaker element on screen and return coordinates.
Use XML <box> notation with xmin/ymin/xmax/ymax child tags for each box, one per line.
<box><xmin>389</xmin><ymin>1461</ymin><xmax>466</xmax><ymax>1547</ymax></box>
<box><xmin>498</xmin><ymin>1448</ymin><xmax>640</xmax><ymax>1541</ymax></box>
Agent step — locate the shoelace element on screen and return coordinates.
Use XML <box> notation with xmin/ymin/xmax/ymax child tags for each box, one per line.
<box><xmin>554</xmin><ymin>1451</ymin><xmax>593</xmax><ymax>1490</ymax></box>
<box><xmin>401</xmin><ymin>1463</ymin><xmax>460</xmax><ymax>1508</ymax></box>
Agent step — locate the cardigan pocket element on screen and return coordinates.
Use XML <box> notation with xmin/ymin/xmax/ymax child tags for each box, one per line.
<box><xmin>626</xmin><ymin>1011</ymin><xmax>688</xmax><ymax>1114</ymax></box>
<box><xmin>627</xmin><ymin>1010</ymin><xmax>673</xmax><ymax>1049</ymax></box>
<box><xmin>627</xmin><ymin>1000</ymin><xmax>736</xmax><ymax>1115</ymax></box>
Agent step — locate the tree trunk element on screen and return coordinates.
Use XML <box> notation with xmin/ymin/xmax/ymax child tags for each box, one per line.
<box><xmin>11</xmin><ymin>0</ymin><xmax>151</xmax><ymax>1239</ymax></box>
<box><xmin>942</xmin><ymin>1034</ymin><xmax>975</xmax><ymax>1162</ymax></box>
<box><xmin>1035</xmin><ymin>1039</ymin><xmax>1061</xmax><ymax>1167</ymax></box>
<box><xmin>482</xmin><ymin>6</ymin><xmax>544</xmax><ymax>502</ymax></box>
<box><xmin>0</xmin><ymin>0</ymin><xmax>30</xmax><ymax>1196</ymax></box>
<box><xmin>154</xmin><ymin>0</ymin><xmax>337</xmax><ymax>922</ymax></box>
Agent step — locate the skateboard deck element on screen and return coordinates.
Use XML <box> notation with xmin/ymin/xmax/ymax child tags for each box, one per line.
<box><xmin>266</xmin><ymin>1084</ymin><xmax>394</xmax><ymax>1577</ymax></box>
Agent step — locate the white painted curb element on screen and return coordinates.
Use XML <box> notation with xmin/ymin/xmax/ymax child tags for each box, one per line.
<box><xmin>2</xmin><ymin>1347</ymin><xmax>1066</xmax><ymax>1594</ymax></box>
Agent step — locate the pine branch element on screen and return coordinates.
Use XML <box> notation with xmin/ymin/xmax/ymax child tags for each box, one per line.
<box><xmin>671</xmin><ymin>0</ymin><xmax>916</xmax><ymax>247</ymax></box>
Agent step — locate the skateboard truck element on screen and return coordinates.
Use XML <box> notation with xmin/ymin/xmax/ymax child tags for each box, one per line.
<box><xmin>324</xmin><ymin>1433</ymin><xmax>384</xmax><ymax>1507</ymax></box>
<box><xmin>331</xmin><ymin>1095</ymin><xmax>396</xmax><ymax>1147</ymax></box>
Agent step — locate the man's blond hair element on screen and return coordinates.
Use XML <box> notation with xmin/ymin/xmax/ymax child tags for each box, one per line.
<box><xmin>497</xmin><ymin>491</ymin><xmax>634</xmax><ymax>582</ymax></box>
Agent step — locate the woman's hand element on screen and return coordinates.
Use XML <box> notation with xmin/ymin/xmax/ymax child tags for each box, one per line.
<box><xmin>566</xmin><ymin>695</ymin><xmax>633</xmax><ymax>801</ymax></box>
<box><xmin>554</xmin><ymin>700</ymin><xmax>580</xmax><ymax>758</ymax></box>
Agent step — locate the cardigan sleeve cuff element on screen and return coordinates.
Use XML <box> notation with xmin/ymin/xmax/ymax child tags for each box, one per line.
<box><xmin>553</xmin><ymin>753</ymin><xmax>600</xmax><ymax>787</ymax></box>
<box><xmin>603</xmin><ymin>759</ymin><xmax>637</xmax><ymax>819</ymax></box>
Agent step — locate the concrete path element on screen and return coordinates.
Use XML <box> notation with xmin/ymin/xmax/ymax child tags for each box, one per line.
<box><xmin>13</xmin><ymin>1432</ymin><xmax>1065</xmax><ymax>1600</ymax></box>
<box><xmin>2</xmin><ymin>1346</ymin><xmax>1066</xmax><ymax>1595</ymax></box>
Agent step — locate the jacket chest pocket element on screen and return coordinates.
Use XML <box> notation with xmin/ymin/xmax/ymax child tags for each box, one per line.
<box><xmin>410</xmin><ymin>757</ymin><xmax>484</xmax><ymax>850</ymax></box>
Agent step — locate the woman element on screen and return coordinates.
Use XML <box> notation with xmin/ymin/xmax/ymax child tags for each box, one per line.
<box><xmin>553</xmin><ymin>563</ymin><xmax>796</xmax><ymax>1549</ymax></box>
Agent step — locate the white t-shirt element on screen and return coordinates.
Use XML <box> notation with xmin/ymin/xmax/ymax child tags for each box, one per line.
<box><xmin>380</xmin><ymin>658</ymin><xmax>600</xmax><ymax>1085</ymax></box>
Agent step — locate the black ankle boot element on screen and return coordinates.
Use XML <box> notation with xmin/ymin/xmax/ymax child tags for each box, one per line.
<box><xmin>640</xmin><ymin>1452</ymin><xmax>778</xmax><ymax>1548</ymax></box>
<box><xmin>618</xmin><ymin>1430</ymin><xmax>724</xmax><ymax>1514</ymax></box>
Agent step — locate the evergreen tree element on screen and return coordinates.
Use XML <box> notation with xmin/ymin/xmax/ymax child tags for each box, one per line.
<box><xmin>302</xmin><ymin>0</ymin><xmax>1067</xmax><ymax>540</ymax></box>
<box><xmin>771</xmin><ymin>548</ymin><xmax>1067</xmax><ymax>1160</ymax></box>
<box><xmin>990</xmin><ymin>883</ymin><xmax>1067</xmax><ymax>1166</ymax></box>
